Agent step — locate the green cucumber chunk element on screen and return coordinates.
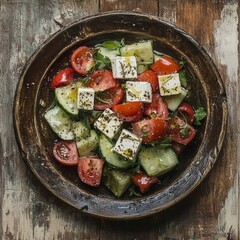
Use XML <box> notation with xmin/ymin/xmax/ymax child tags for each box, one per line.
<box><xmin>164</xmin><ymin>87</ymin><xmax>188</xmax><ymax>111</ymax></box>
<box><xmin>72</xmin><ymin>121</ymin><xmax>90</xmax><ymax>141</ymax></box>
<box><xmin>44</xmin><ymin>106</ymin><xmax>74</xmax><ymax>140</ymax></box>
<box><xmin>137</xmin><ymin>64</ymin><xmax>150</xmax><ymax>74</ymax></box>
<box><xmin>99</xmin><ymin>134</ymin><xmax>133</xmax><ymax>169</ymax></box>
<box><xmin>76</xmin><ymin>130</ymin><xmax>99</xmax><ymax>156</ymax></box>
<box><xmin>103</xmin><ymin>169</ymin><xmax>132</xmax><ymax>197</ymax></box>
<box><xmin>55</xmin><ymin>82</ymin><xmax>79</xmax><ymax>116</ymax></box>
<box><xmin>98</xmin><ymin>47</ymin><xmax>120</xmax><ymax>60</ymax></box>
<box><xmin>120</xmin><ymin>40</ymin><xmax>154</xmax><ymax>64</ymax></box>
<box><xmin>139</xmin><ymin>146</ymin><xmax>179</xmax><ymax>177</ymax></box>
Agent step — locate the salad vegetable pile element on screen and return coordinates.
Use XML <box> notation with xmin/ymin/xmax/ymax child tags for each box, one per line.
<box><xmin>44</xmin><ymin>39</ymin><xmax>207</xmax><ymax>197</ymax></box>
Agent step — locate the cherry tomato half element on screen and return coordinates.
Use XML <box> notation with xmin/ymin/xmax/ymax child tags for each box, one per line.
<box><xmin>132</xmin><ymin>172</ymin><xmax>159</xmax><ymax>193</ymax></box>
<box><xmin>53</xmin><ymin>141</ymin><xmax>78</xmax><ymax>166</ymax></box>
<box><xmin>150</xmin><ymin>55</ymin><xmax>181</xmax><ymax>75</ymax></box>
<box><xmin>168</xmin><ymin>116</ymin><xmax>196</xmax><ymax>145</ymax></box>
<box><xmin>113</xmin><ymin>102</ymin><xmax>143</xmax><ymax>122</ymax></box>
<box><xmin>87</xmin><ymin>70</ymin><xmax>118</xmax><ymax>92</ymax></box>
<box><xmin>144</xmin><ymin>94</ymin><xmax>169</xmax><ymax>120</ymax></box>
<box><xmin>78</xmin><ymin>157</ymin><xmax>104</xmax><ymax>187</ymax></box>
<box><xmin>178</xmin><ymin>102</ymin><xmax>195</xmax><ymax>125</ymax></box>
<box><xmin>51</xmin><ymin>68</ymin><xmax>74</xmax><ymax>88</ymax></box>
<box><xmin>132</xmin><ymin>118</ymin><xmax>168</xmax><ymax>144</ymax></box>
<box><xmin>71</xmin><ymin>46</ymin><xmax>94</xmax><ymax>75</ymax></box>
<box><xmin>94</xmin><ymin>86</ymin><xmax>124</xmax><ymax>110</ymax></box>
<box><xmin>137</xmin><ymin>70</ymin><xmax>159</xmax><ymax>93</ymax></box>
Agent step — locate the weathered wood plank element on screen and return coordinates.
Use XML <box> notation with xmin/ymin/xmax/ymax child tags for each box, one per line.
<box><xmin>156</xmin><ymin>1</ymin><xmax>239</xmax><ymax>239</ymax></box>
<box><xmin>0</xmin><ymin>0</ymin><xmax>101</xmax><ymax>239</ymax></box>
<box><xmin>0</xmin><ymin>0</ymin><xmax>239</xmax><ymax>239</ymax></box>
<box><xmin>158</xmin><ymin>0</ymin><xmax>177</xmax><ymax>23</ymax></box>
<box><xmin>100</xmin><ymin>0</ymin><xmax>159</xmax><ymax>15</ymax></box>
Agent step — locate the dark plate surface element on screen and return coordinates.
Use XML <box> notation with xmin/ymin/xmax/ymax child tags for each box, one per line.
<box><xmin>13</xmin><ymin>12</ymin><xmax>227</xmax><ymax>220</ymax></box>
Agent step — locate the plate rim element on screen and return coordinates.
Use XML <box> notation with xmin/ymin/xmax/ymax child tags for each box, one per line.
<box><xmin>13</xmin><ymin>11</ymin><xmax>228</xmax><ymax>220</ymax></box>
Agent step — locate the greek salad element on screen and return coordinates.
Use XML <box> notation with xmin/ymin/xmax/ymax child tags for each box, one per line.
<box><xmin>44</xmin><ymin>39</ymin><xmax>207</xmax><ymax>197</ymax></box>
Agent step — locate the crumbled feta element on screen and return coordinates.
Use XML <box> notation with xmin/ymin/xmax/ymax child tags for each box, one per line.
<box><xmin>158</xmin><ymin>73</ymin><xmax>181</xmax><ymax>96</ymax></box>
<box><xmin>94</xmin><ymin>108</ymin><xmax>123</xmax><ymax>139</ymax></box>
<box><xmin>126</xmin><ymin>81</ymin><xmax>152</xmax><ymax>103</ymax></box>
<box><xmin>111</xmin><ymin>56</ymin><xmax>137</xmax><ymax>79</ymax></box>
<box><xmin>112</xmin><ymin>129</ymin><xmax>142</xmax><ymax>161</ymax></box>
<box><xmin>77</xmin><ymin>87</ymin><xmax>95</xmax><ymax>110</ymax></box>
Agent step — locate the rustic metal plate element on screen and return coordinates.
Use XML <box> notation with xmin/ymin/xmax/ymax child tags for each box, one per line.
<box><xmin>13</xmin><ymin>12</ymin><xmax>227</xmax><ymax>220</ymax></box>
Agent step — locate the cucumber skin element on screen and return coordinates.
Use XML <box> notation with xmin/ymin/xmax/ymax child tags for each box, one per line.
<box><xmin>164</xmin><ymin>87</ymin><xmax>188</xmax><ymax>111</ymax></box>
<box><xmin>55</xmin><ymin>83</ymin><xmax>79</xmax><ymax>116</ymax></box>
<box><xmin>72</xmin><ymin>121</ymin><xmax>90</xmax><ymax>141</ymax></box>
<box><xmin>99</xmin><ymin>134</ymin><xmax>133</xmax><ymax>169</ymax></box>
<box><xmin>139</xmin><ymin>146</ymin><xmax>179</xmax><ymax>177</ymax></box>
<box><xmin>76</xmin><ymin>130</ymin><xmax>99</xmax><ymax>156</ymax></box>
<box><xmin>103</xmin><ymin>169</ymin><xmax>132</xmax><ymax>197</ymax></box>
<box><xmin>120</xmin><ymin>41</ymin><xmax>154</xmax><ymax>64</ymax></box>
<box><xmin>44</xmin><ymin>106</ymin><xmax>75</xmax><ymax>140</ymax></box>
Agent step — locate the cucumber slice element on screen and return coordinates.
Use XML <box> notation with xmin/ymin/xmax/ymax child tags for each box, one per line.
<box><xmin>137</xmin><ymin>64</ymin><xmax>150</xmax><ymax>74</ymax></box>
<box><xmin>103</xmin><ymin>169</ymin><xmax>132</xmax><ymax>197</ymax></box>
<box><xmin>72</xmin><ymin>121</ymin><xmax>90</xmax><ymax>141</ymax></box>
<box><xmin>120</xmin><ymin>41</ymin><xmax>154</xmax><ymax>64</ymax></box>
<box><xmin>99</xmin><ymin>134</ymin><xmax>133</xmax><ymax>169</ymax></box>
<box><xmin>139</xmin><ymin>146</ymin><xmax>179</xmax><ymax>177</ymax></box>
<box><xmin>164</xmin><ymin>87</ymin><xmax>188</xmax><ymax>111</ymax></box>
<box><xmin>55</xmin><ymin>82</ymin><xmax>79</xmax><ymax>116</ymax></box>
<box><xmin>44</xmin><ymin>106</ymin><xmax>74</xmax><ymax>140</ymax></box>
<box><xmin>76</xmin><ymin>130</ymin><xmax>99</xmax><ymax>156</ymax></box>
<box><xmin>98</xmin><ymin>47</ymin><xmax>120</xmax><ymax>60</ymax></box>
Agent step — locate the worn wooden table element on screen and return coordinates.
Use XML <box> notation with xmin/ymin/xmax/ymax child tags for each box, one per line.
<box><xmin>0</xmin><ymin>0</ymin><xmax>239</xmax><ymax>239</ymax></box>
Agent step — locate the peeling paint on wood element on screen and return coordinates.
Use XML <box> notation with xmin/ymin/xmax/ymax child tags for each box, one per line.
<box><xmin>0</xmin><ymin>0</ymin><xmax>239</xmax><ymax>239</ymax></box>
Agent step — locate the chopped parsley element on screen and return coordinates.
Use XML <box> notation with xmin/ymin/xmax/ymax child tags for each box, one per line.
<box><xmin>93</xmin><ymin>52</ymin><xmax>111</xmax><ymax>70</ymax></box>
<box><xmin>179</xmin><ymin>69</ymin><xmax>188</xmax><ymax>88</ymax></box>
<box><xmin>180</xmin><ymin>124</ymin><xmax>190</xmax><ymax>137</ymax></box>
<box><xmin>101</xmin><ymin>39</ymin><xmax>124</xmax><ymax>50</ymax></box>
<box><xmin>128</xmin><ymin>185</ymin><xmax>142</xmax><ymax>197</ymax></box>
<box><xmin>194</xmin><ymin>107</ymin><xmax>207</xmax><ymax>125</ymax></box>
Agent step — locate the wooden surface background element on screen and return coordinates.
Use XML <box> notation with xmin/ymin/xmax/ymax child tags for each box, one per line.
<box><xmin>0</xmin><ymin>0</ymin><xmax>239</xmax><ymax>239</ymax></box>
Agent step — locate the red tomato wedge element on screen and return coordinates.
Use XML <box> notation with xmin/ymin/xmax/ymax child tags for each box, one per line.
<box><xmin>178</xmin><ymin>102</ymin><xmax>195</xmax><ymax>125</ymax></box>
<box><xmin>168</xmin><ymin>116</ymin><xmax>196</xmax><ymax>145</ymax></box>
<box><xmin>137</xmin><ymin>70</ymin><xmax>159</xmax><ymax>93</ymax></box>
<box><xmin>53</xmin><ymin>141</ymin><xmax>78</xmax><ymax>166</ymax></box>
<box><xmin>132</xmin><ymin>118</ymin><xmax>168</xmax><ymax>144</ymax></box>
<box><xmin>71</xmin><ymin>46</ymin><xmax>94</xmax><ymax>75</ymax></box>
<box><xmin>132</xmin><ymin>172</ymin><xmax>159</xmax><ymax>193</ymax></box>
<box><xmin>51</xmin><ymin>68</ymin><xmax>74</xmax><ymax>88</ymax></box>
<box><xmin>150</xmin><ymin>55</ymin><xmax>181</xmax><ymax>75</ymax></box>
<box><xmin>144</xmin><ymin>94</ymin><xmax>169</xmax><ymax>120</ymax></box>
<box><xmin>87</xmin><ymin>70</ymin><xmax>118</xmax><ymax>92</ymax></box>
<box><xmin>113</xmin><ymin>102</ymin><xmax>143</xmax><ymax>122</ymax></box>
<box><xmin>94</xmin><ymin>86</ymin><xmax>124</xmax><ymax>110</ymax></box>
<box><xmin>78</xmin><ymin>157</ymin><xmax>104</xmax><ymax>187</ymax></box>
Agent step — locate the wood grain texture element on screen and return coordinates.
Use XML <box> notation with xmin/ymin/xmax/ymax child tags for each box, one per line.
<box><xmin>100</xmin><ymin>0</ymin><xmax>159</xmax><ymax>15</ymax></box>
<box><xmin>1</xmin><ymin>0</ymin><xmax>100</xmax><ymax>239</ymax></box>
<box><xmin>0</xmin><ymin>0</ymin><xmax>239</xmax><ymax>239</ymax></box>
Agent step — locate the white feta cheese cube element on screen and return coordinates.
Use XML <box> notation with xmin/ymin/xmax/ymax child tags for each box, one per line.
<box><xmin>94</xmin><ymin>108</ymin><xmax>123</xmax><ymax>139</ymax></box>
<box><xmin>77</xmin><ymin>87</ymin><xmax>95</xmax><ymax>110</ymax></box>
<box><xmin>111</xmin><ymin>56</ymin><xmax>137</xmax><ymax>79</ymax></box>
<box><xmin>126</xmin><ymin>81</ymin><xmax>152</xmax><ymax>103</ymax></box>
<box><xmin>158</xmin><ymin>73</ymin><xmax>181</xmax><ymax>96</ymax></box>
<box><xmin>112</xmin><ymin>129</ymin><xmax>142</xmax><ymax>161</ymax></box>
